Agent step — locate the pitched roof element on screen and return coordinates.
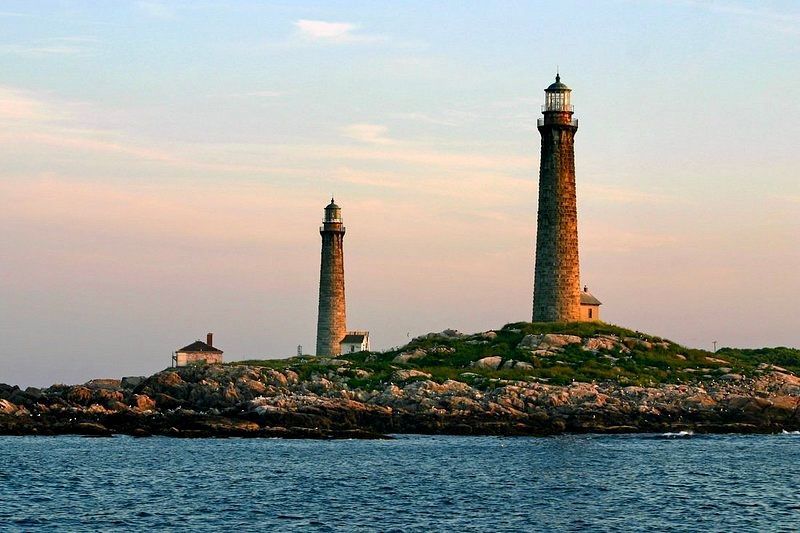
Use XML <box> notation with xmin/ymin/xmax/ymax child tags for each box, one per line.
<box><xmin>580</xmin><ymin>291</ymin><xmax>602</xmax><ymax>306</ymax></box>
<box><xmin>177</xmin><ymin>340</ymin><xmax>223</xmax><ymax>353</ymax></box>
<box><xmin>341</xmin><ymin>333</ymin><xmax>367</xmax><ymax>344</ymax></box>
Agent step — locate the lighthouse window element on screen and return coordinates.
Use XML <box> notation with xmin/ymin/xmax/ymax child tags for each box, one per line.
<box><xmin>588</xmin><ymin>309</ymin><xmax>593</xmax><ymax>318</ymax></box>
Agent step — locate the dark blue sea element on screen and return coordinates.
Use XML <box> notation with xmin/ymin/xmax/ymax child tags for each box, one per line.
<box><xmin>1</xmin><ymin>433</ymin><xmax>799</xmax><ymax>532</ymax></box>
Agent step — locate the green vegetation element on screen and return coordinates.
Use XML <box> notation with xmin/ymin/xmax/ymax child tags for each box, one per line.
<box><xmin>231</xmin><ymin>322</ymin><xmax>800</xmax><ymax>389</ymax></box>
<box><xmin>714</xmin><ymin>347</ymin><xmax>800</xmax><ymax>374</ymax></box>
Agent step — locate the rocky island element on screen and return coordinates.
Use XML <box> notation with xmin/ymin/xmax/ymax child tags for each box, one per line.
<box><xmin>2</xmin><ymin>323</ymin><xmax>799</xmax><ymax>438</ymax></box>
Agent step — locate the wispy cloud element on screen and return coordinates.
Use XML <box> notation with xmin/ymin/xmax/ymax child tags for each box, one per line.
<box><xmin>0</xmin><ymin>84</ymin><xmax>536</xmax><ymax>191</ymax></box>
<box><xmin>294</xmin><ymin>19</ymin><xmax>382</xmax><ymax>43</ymax></box>
<box><xmin>0</xmin><ymin>103</ymin><xmax>175</xmax><ymax>182</ymax></box>
<box><xmin>228</xmin><ymin>90</ymin><xmax>284</xmax><ymax>98</ymax></box>
<box><xmin>0</xmin><ymin>131</ymin><xmax>181</xmax><ymax>163</ymax></box>
<box><xmin>310</xmin><ymin>143</ymin><xmax>534</xmax><ymax>171</ymax></box>
<box><xmin>0</xmin><ymin>177</ymin><xmax>315</xmax><ymax>247</ymax></box>
<box><xmin>331</xmin><ymin>166</ymin><xmax>533</xmax><ymax>204</ymax></box>
<box><xmin>0</xmin><ymin>37</ymin><xmax>97</xmax><ymax>57</ymax></box>
<box><xmin>389</xmin><ymin>112</ymin><xmax>458</xmax><ymax>127</ymax></box>
<box><xmin>772</xmin><ymin>194</ymin><xmax>800</xmax><ymax>204</ymax></box>
<box><xmin>583</xmin><ymin>225</ymin><xmax>679</xmax><ymax>253</ymax></box>
<box><xmin>0</xmin><ymin>87</ymin><xmax>66</xmax><ymax>121</ymax></box>
<box><xmin>341</xmin><ymin>123</ymin><xmax>396</xmax><ymax>145</ymax></box>
<box><xmin>680</xmin><ymin>0</ymin><xmax>800</xmax><ymax>34</ymax></box>
<box><xmin>136</xmin><ymin>1</ymin><xmax>175</xmax><ymax>19</ymax></box>
<box><xmin>0</xmin><ymin>86</ymin><xmax>316</xmax><ymax>177</ymax></box>
<box><xmin>0</xmin><ymin>44</ymin><xmax>80</xmax><ymax>55</ymax></box>
<box><xmin>579</xmin><ymin>183</ymin><xmax>678</xmax><ymax>204</ymax></box>
<box><xmin>387</xmin><ymin>96</ymin><xmax>540</xmax><ymax>132</ymax></box>
<box><xmin>0</xmin><ymin>86</ymin><xmax>209</xmax><ymax>166</ymax></box>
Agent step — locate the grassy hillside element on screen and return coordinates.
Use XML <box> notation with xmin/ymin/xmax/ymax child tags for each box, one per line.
<box><xmin>234</xmin><ymin>322</ymin><xmax>799</xmax><ymax>389</ymax></box>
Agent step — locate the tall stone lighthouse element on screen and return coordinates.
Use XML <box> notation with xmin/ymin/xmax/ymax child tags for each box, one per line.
<box><xmin>532</xmin><ymin>74</ymin><xmax>581</xmax><ymax>322</ymax></box>
<box><xmin>316</xmin><ymin>198</ymin><xmax>347</xmax><ymax>356</ymax></box>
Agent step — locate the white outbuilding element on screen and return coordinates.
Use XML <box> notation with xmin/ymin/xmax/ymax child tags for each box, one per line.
<box><xmin>340</xmin><ymin>331</ymin><xmax>370</xmax><ymax>354</ymax></box>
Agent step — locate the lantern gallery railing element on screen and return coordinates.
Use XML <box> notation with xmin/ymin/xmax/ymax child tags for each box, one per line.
<box><xmin>538</xmin><ymin>117</ymin><xmax>579</xmax><ymax>127</ymax></box>
<box><xmin>320</xmin><ymin>224</ymin><xmax>345</xmax><ymax>232</ymax></box>
<box><xmin>541</xmin><ymin>104</ymin><xmax>575</xmax><ymax>113</ymax></box>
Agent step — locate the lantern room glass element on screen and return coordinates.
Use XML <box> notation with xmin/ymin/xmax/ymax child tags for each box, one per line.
<box><xmin>545</xmin><ymin>90</ymin><xmax>572</xmax><ymax>112</ymax></box>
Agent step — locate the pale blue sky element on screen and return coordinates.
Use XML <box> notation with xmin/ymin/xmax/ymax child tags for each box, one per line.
<box><xmin>1</xmin><ymin>1</ymin><xmax>798</xmax><ymax>386</ymax></box>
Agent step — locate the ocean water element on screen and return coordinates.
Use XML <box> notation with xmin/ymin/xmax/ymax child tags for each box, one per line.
<box><xmin>1</xmin><ymin>434</ymin><xmax>799</xmax><ymax>532</ymax></box>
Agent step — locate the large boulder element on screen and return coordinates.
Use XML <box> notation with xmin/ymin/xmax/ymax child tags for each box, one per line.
<box><xmin>74</xmin><ymin>422</ymin><xmax>113</xmax><ymax>436</ymax></box>
<box><xmin>223</xmin><ymin>382</ymin><xmax>240</xmax><ymax>403</ymax></box>
<box><xmin>412</xmin><ymin>329</ymin><xmax>462</xmax><ymax>342</ymax></box>
<box><xmin>0</xmin><ymin>399</ymin><xmax>18</xmax><ymax>415</ymax></box>
<box><xmin>153</xmin><ymin>371</ymin><xmax>185</xmax><ymax>388</ymax></box>
<box><xmin>392</xmin><ymin>369</ymin><xmax>432</xmax><ymax>382</ymax></box>
<box><xmin>263</xmin><ymin>369</ymin><xmax>288</xmax><ymax>387</ymax></box>
<box><xmin>4</xmin><ymin>387</ymin><xmax>42</xmax><ymax>406</ymax></box>
<box><xmin>540</xmin><ymin>334</ymin><xmax>582</xmax><ymax>349</ymax></box>
<box><xmin>132</xmin><ymin>394</ymin><xmax>156</xmax><ymax>411</ymax></box>
<box><xmin>238</xmin><ymin>377</ymin><xmax>267</xmax><ymax>396</ymax></box>
<box><xmin>472</xmin><ymin>356</ymin><xmax>503</xmax><ymax>370</ymax></box>
<box><xmin>65</xmin><ymin>386</ymin><xmax>94</xmax><ymax>405</ymax></box>
<box><xmin>95</xmin><ymin>389</ymin><xmax>124</xmax><ymax>405</ymax></box>
<box><xmin>501</xmin><ymin>360</ymin><xmax>535</xmax><ymax>371</ymax></box>
<box><xmin>623</xmin><ymin>337</ymin><xmax>653</xmax><ymax>350</ymax></box>
<box><xmin>84</xmin><ymin>379</ymin><xmax>122</xmax><ymax>390</ymax></box>
<box><xmin>0</xmin><ymin>384</ymin><xmax>19</xmax><ymax>401</ymax></box>
<box><xmin>145</xmin><ymin>371</ymin><xmax>189</xmax><ymax>399</ymax></box>
<box><xmin>23</xmin><ymin>387</ymin><xmax>43</xmax><ymax>400</ymax></box>
<box><xmin>121</xmin><ymin>376</ymin><xmax>146</xmax><ymax>389</ymax></box>
<box><xmin>153</xmin><ymin>393</ymin><xmax>182</xmax><ymax>409</ymax></box>
<box><xmin>583</xmin><ymin>336</ymin><xmax>621</xmax><ymax>352</ymax></box>
<box><xmin>393</xmin><ymin>348</ymin><xmax>427</xmax><ymax>364</ymax></box>
<box><xmin>518</xmin><ymin>334</ymin><xmax>543</xmax><ymax>350</ymax></box>
<box><xmin>317</xmin><ymin>358</ymin><xmax>351</xmax><ymax>366</ymax></box>
<box><xmin>518</xmin><ymin>333</ymin><xmax>582</xmax><ymax>351</ymax></box>
<box><xmin>720</xmin><ymin>373</ymin><xmax>744</xmax><ymax>382</ymax></box>
<box><xmin>430</xmin><ymin>345</ymin><xmax>456</xmax><ymax>354</ymax></box>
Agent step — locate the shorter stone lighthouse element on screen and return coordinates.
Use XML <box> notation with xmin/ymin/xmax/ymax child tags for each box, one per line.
<box><xmin>316</xmin><ymin>198</ymin><xmax>347</xmax><ymax>356</ymax></box>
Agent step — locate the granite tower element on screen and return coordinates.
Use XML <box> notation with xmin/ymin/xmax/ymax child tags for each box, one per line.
<box><xmin>316</xmin><ymin>198</ymin><xmax>347</xmax><ymax>356</ymax></box>
<box><xmin>532</xmin><ymin>74</ymin><xmax>581</xmax><ymax>322</ymax></box>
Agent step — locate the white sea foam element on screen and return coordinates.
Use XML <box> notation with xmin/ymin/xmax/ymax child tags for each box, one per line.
<box><xmin>661</xmin><ymin>430</ymin><xmax>694</xmax><ymax>438</ymax></box>
<box><xmin>781</xmin><ymin>430</ymin><xmax>800</xmax><ymax>435</ymax></box>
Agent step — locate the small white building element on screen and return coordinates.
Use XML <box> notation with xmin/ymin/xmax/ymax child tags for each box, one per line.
<box><xmin>173</xmin><ymin>333</ymin><xmax>224</xmax><ymax>367</ymax></box>
<box><xmin>579</xmin><ymin>286</ymin><xmax>602</xmax><ymax>322</ymax></box>
<box><xmin>340</xmin><ymin>331</ymin><xmax>370</xmax><ymax>354</ymax></box>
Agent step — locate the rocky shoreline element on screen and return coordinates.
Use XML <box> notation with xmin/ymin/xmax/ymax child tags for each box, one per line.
<box><xmin>3</xmin><ymin>362</ymin><xmax>799</xmax><ymax>439</ymax></box>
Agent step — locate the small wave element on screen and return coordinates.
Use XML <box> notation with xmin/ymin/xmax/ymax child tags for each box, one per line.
<box><xmin>781</xmin><ymin>430</ymin><xmax>800</xmax><ymax>435</ymax></box>
<box><xmin>659</xmin><ymin>430</ymin><xmax>694</xmax><ymax>438</ymax></box>
<box><xmin>277</xmin><ymin>515</ymin><xmax>306</xmax><ymax>521</ymax></box>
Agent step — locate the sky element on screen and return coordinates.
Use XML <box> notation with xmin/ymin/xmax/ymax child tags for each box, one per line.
<box><xmin>1</xmin><ymin>0</ymin><xmax>798</xmax><ymax>387</ymax></box>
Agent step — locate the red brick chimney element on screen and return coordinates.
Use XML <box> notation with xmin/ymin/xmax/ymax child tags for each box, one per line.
<box><xmin>207</xmin><ymin>332</ymin><xmax>213</xmax><ymax>347</ymax></box>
